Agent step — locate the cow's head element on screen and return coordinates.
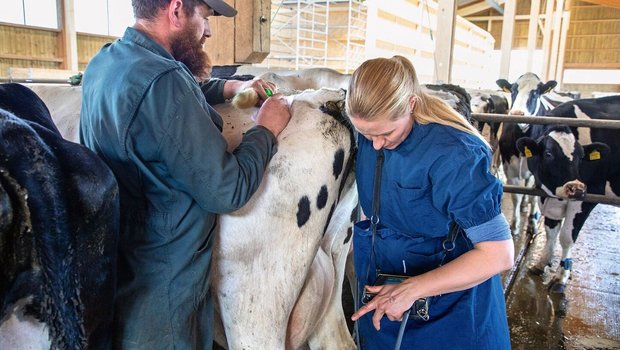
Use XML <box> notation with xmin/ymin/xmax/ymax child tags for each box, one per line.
<box><xmin>497</xmin><ymin>73</ymin><xmax>557</xmax><ymax>116</ymax></box>
<box><xmin>516</xmin><ymin>126</ymin><xmax>610</xmax><ymax>199</ymax></box>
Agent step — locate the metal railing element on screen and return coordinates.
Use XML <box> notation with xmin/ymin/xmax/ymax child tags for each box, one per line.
<box><xmin>471</xmin><ymin>112</ymin><xmax>620</xmax><ymax>206</ymax></box>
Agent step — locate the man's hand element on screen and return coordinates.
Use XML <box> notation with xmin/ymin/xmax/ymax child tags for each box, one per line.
<box><xmin>224</xmin><ymin>79</ymin><xmax>277</xmax><ymax>105</ymax></box>
<box><xmin>254</xmin><ymin>94</ymin><xmax>291</xmax><ymax>138</ymax></box>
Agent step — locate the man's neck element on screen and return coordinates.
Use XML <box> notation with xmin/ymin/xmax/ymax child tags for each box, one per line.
<box><xmin>133</xmin><ymin>20</ymin><xmax>172</xmax><ymax>53</ymax></box>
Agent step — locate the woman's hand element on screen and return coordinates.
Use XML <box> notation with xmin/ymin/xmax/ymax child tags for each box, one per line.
<box><xmin>352</xmin><ymin>279</ymin><xmax>419</xmax><ymax>331</ymax></box>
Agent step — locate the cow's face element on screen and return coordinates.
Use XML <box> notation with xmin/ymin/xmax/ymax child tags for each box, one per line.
<box><xmin>497</xmin><ymin>73</ymin><xmax>557</xmax><ymax>116</ymax></box>
<box><xmin>516</xmin><ymin>128</ymin><xmax>610</xmax><ymax>199</ymax></box>
<box><xmin>470</xmin><ymin>94</ymin><xmax>491</xmax><ymax>114</ymax></box>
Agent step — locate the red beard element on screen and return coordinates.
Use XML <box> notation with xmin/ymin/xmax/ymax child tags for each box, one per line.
<box><xmin>170</xmin><ymin>22</ymin><xmax>212</xmax><ymax>81</ymax></box>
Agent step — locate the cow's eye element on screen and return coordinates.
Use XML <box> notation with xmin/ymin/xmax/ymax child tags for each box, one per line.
<box><xmin>544</xmin><ymin>151</ymin><xmax>553</xmax><ymax>158</ymax></box>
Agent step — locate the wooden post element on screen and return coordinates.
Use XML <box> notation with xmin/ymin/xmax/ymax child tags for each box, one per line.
<box><xmin>548</xmin><ymin>0</ymin><xmax>565</xmax><ymax>80</ymax></box>
<box><xmin>58</xmin><ymin>0</ymin><xmax>78</xmax><ymax>71</ymax></box>
<box><xmin>433</xmin><ymin>0</ymin><xmax>456</xmax><ymax>84</ymax></box>
<box><xmin>556</xmin><ymin>4</ymin><xmax>572</xmax><ymax>88</ymax></box>
<box><xmin>526</xmin><ymin>0</ymin><xmax>541</xmax><ymax>72</ymax></box>
<box><xmin>206</xmin><ymin>0</ymin><xmax>271</xmax><ymax>65</ymax></box>
<box><xmin>541</xmin><ymin>0</ymin><xmax>555</xmax><ymax>80</ymax></box>
<box><xmin>499</xmin><ymin>0</ymin><xmax>516</xmax><ymax>79</ymax></box>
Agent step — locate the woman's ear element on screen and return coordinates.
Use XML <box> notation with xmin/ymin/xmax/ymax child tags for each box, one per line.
<box><xmin>409</xmin><ymin>95</ymin><xmax>417</xmax><ymax>113</ymax></box>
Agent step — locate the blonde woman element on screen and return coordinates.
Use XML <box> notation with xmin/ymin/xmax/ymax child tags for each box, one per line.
<box><xmin>348</xmin><ymin>56</ymin><xmax>514</xmax><ymax>349</ymax></box>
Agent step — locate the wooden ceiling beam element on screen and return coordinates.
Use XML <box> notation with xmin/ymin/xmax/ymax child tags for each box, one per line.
<box><xmin>579</xmin><ymin>0</ymin><xmax>620</xmax><ymax>9</ymax></box>
<box><xmin>458</xmin><ymin>0</ymin><xmax>506</xmax><ymax>17</ymax></box>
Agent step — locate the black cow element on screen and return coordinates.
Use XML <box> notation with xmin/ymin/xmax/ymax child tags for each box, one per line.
<box><xmin>0</xmin><ymin>83</ymin><xmax>119</xmax><ymax>349</ymax></box>
<box><xmin>515</xmin><ymin>96</ymin><xmax>620</xmax><ymax>293</ymax></box>
<box><xmin>495</xmin><ymin>73</ymin><xmax>573</xmax><ymax>235</ymax></box>
<box><xmin>424</xmin><ymin>83</ymin><xmax>472</xmax><ymax>123</ymax></box>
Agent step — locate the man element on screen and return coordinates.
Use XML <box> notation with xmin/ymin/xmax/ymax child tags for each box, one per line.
<box><xmin>79</xmin><ymin>0</ymin><xmax>291</xmax><ymax>348</ymax></box>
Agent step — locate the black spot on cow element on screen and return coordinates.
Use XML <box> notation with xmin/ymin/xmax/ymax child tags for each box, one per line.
<box><xmin>350</xmin><ymin>206</ymin><xmax>358</xmax><ymax>223</ymax></box>
<box><xmin>344</xmin><ymin>227</ymin><xmax>353</xmax><ymax>244</ymax></box>
<box><xmin>333</xmin><ymin>149</ymin><xmax>345</xmax><ymax>180</ymax></box>
<box><xmin>316</xmin><ymin>185</ymin><xmax>328</xmax><ymax>209</ymax></box>
<box><xmin>322</xmin><ymin>202</ymin><xmax>336</xmax><ymax>236</ymax></box>
<box><xmin>297</xmin><ymin>196</ymin><xmax>311</xmax><ymax>227</ymax></box>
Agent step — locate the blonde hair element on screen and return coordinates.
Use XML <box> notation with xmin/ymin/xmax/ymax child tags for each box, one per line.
<box><xmin>345</xmin><ymin>55</ymin><xmax>488</xmax><ymax>146</ymax></box>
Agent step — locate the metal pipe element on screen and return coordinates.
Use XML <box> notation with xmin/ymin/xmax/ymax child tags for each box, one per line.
<box><xmin>503</xmin><ymin>185</ymin><xmax>620</xmax><ymax>206</ymax></box>
<box><xmin>0</xmin><ymin>78</ymin><xmax>71</xmax><ymax>84</ymax></box>
<box><xmin>472</xmin><ymin>113</ymin><xmax>620</xmax><ymax>129</ymax></box>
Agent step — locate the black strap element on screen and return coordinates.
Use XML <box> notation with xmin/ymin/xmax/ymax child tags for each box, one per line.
<box><xmin>366</xmin><ymin>149</ymin><xmax>385</xmax><ymax>283</ymax></box>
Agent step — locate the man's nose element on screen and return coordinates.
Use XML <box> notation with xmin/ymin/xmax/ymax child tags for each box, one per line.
<box><xmin>204</xmin><ymin>22</ymin><xmax>212</xmax><ymax>38</ymax></box>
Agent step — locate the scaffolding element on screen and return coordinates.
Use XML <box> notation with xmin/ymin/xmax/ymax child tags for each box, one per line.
<box><xmin>264</xmin><ymin>0</ymin><xmax>367</xmax><ymax>72</ymax></box>
<box><xmin>267</xmin><ymin>0</ymin><xmax>331</xmax><ymax>70</ymax></box>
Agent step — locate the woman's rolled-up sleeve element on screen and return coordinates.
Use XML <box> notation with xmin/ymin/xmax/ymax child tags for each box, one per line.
<box><xmin>429</xmin><ymin>142</ymin><xmax>510</xmax><ymax>244</ymax></box>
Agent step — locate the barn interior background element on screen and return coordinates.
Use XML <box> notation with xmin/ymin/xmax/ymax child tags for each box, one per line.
<box><xmin>1</xmin><ymin>0</ymin><xmax>619</xmax><ymax>95</ymax></box>
<box><xmin>1</xmin><ymin>0</ymin><xmax>619</xmax><ymax>349</ymax></box>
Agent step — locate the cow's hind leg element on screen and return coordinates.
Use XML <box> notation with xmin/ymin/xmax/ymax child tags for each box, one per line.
<box><xmin>525</xmin><ymin>175</ymin><xmax>541</xmax><ymax>235</ymax></box>
<box><xmin>306</xmin><ymin>180</ymin><xmax>357</xmax><ymax>350</ymax></box>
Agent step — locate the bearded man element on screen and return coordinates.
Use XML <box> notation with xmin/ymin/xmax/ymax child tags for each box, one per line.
<box><xmin>79</xmin><ymin>0</ymin><xmax>291</xmax><ymax>348</ymax></box>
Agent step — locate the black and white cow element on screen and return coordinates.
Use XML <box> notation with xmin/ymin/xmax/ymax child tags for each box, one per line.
<box><xmin>0</xmin><ymin>83</ymin><xmax>119</xmax><ymax>349</ymax></box>
<box><xmin>467</xmin><ymin>89</ymin><xmax>510</xmax><ymax>151</ymax></box>
<box><xmin>515</xmin><ymin>96</ymin><xmax>620</xmax><ymax>292</ymax></box>
<box><xmin>496</xmin><ymin>73</ymin><xmax>573</xmax><ymax>235</ymax></box>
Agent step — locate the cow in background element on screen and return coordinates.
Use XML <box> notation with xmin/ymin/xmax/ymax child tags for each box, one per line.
<box><xmin>0</xmin><ymin>83</ymin><xmax>119</xmax><ymax>349</ymax></box>
<box><xmin>515</xmin><ymin>96</ymin><xmax>619</xmax><ymax>293</ymax></box>
<box><xmin>423</xmin><ymin>84</ymin><xmax>473</xmax><ymax>122</ymax></box>
<box><xmin>467</xmin><ymin>89</ymin><xmax>510</xmax><ymax>151</ymax></box>
<box><xmin>496</xmin><ymin>73</ymin><xmax>573</xmax><ymax>235</ymax></box>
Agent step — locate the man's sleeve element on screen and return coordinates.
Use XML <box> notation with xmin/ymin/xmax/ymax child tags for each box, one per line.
<box><xmin>159</xmin><ymin>81</ymin><xmax>277</xmax><ymax>213</ymax></box>
<box><xmin>200</xmin><ymin>78</ymin><xmax>227</xmax><ymax>105</ymax></box>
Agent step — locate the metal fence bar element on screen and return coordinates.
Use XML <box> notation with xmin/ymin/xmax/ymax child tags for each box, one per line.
<box><xmin>503</xmin><ymin>185</ymin><xmax>620</xmax><ymax>206</ymax></box>
<box><xmin>472</xmin><ymin>113</ymin><xmax>620</xmax><ymax>129</ymax></box>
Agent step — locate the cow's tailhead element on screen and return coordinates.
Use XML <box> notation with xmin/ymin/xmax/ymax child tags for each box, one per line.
<box><xmin>497</xmin><ymin>73</ymin><xmax>557</xmax><ymax>116</ymax></box>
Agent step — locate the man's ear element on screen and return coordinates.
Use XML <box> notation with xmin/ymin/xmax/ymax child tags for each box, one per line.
<box><xmin>168</xmin><ymin>0</ymin><xmax>184</xmax><ymax>27</ymax></box>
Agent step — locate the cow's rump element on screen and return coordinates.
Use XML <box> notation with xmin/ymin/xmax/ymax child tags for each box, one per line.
<box><xmin>0</xmin><ymin>83</ymin><xmax>119</xmax><ymax>349</ymax></box>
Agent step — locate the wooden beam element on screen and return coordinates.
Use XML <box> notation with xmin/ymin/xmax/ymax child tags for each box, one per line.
<box><xmin>541</xmin><ymin>0</ymin><xmax>555</xmax><ymax>80</ymax></box>
<box><xmin>555</xmin><ymin>9</ymin><xmax>571</xmax><ymax>89</ymax></box>
<box><xmin>579</xmin><ymin>0</ymin><xmax>620</xmax><ymax>8</ymax></box>
<box><xmin>58</xmin><ymin>0</ymin><xmax>78</xmax><ymax>71</ymax></box>
<box><xmin>526</xmin><ymin>0</ymin><xmax>541</xmax><ymax>72</ymax></box>
<box><xmin>548</xmin><ymin>0</ymin><xmax>565</xmax><ymax>80</ymax></box>
<box><xmin>499</xmin><ymin>0</ymin><xmax>516</xmax><ymax>79</ymax></box>
<box><xmin>458</xmin><ymin>0</ymin><xmax>506</xmax><ymax>17</ymax></box>
<box><xmin>433</xmin><ymin>0</ymin><xmax>457</xmax><ymax>83</ymax></box>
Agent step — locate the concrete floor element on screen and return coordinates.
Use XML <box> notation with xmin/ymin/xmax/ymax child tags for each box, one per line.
<box><xmin>504</xmin><ymin>199</ymin><xmax>620</xmax><ymax>350</ymax></box>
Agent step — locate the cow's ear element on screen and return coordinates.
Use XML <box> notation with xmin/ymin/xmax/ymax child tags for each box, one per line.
<box><xmin>496</xmin><ymin>79</ymin><xmax>512</xmax><ymax>93</ymax></box>
<box><xmin>583</xmin><ymin>142</ymin><xmax>611</xmax><ymax>162</ymax></box>
<box><xmin>486</xmin><ymin>95</ymin><xmax>495</xmax><ymax>112</ymax></box>
<box><xmin>541</xmin><ymin>80</ymin><xmax>557</xmax><ymax>94</ymax></box>
<box><xmin>516</xmin><ymin>137</ymin><xmax>540</xmax><ymax>158</ymax></box>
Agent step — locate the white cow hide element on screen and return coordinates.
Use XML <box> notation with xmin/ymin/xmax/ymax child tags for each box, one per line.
<box><xmin>213</xmin><ymin>88</ymin><xmax>357</xmax><ymax>350</ymax></box>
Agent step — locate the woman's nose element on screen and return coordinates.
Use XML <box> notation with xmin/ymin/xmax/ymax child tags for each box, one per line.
<box><xmin>372</xmin><ymin>137</ymin><xmax>385</xmax><ymax>150</ymax></box>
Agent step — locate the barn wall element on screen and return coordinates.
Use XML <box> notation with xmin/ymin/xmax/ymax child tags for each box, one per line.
<box><xmin>0</xmin><ymin>22</ymin><xmax>114</xmax><ymax>81</ymax></box>
<box><xmin>467</xmin><ymin>0</ymin><xmax>620</xmax><ymax>95</ymax></box>
<box><xmin>364</xmin><ymin>0</ymin><xmax>495</xmax><ymax>88</ymax></box>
